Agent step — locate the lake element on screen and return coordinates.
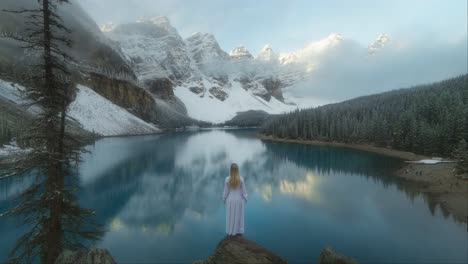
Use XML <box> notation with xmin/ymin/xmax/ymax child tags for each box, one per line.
<box><xmin>0</xmin><ymin>129</ymin><xmax>466</xmax><ymax>263</ymax></box>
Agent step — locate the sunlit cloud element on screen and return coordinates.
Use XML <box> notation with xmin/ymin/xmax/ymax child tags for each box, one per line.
<box><xmin>255</xmin><ymin>184</ymin><xmax>273</xmax><ymax>203</ymax></box>
<box><xmin>279</xmin><ymin>172</ymin><xmax>321</xmax><ymax>203</ymax></box>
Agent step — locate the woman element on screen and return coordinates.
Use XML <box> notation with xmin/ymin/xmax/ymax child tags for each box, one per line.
<box><xmin>223</xmin><ymin>163</ymin><xmax>248</xmax><ymax>236</ymax></box>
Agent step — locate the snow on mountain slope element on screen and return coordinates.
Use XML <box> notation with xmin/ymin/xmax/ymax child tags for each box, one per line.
<box><xmin>68</xmin><ymin>85</ymin><xmax>160</xmax><ymax>136</ymax></box>
<box><xmin>103</xmin><ymin>17</ymin><xmax>299</xmax><ymax>123</ymax></box>
<box><xmin>0</xmin><ymin>79</ymin><xmax>42</xmax><ymax>114</ymax></box>
<box><xmin>0</xmin><ymin>79</ymin><xmax>24</xmax><ymax>105</ymax></box>
<box><xmin>106</xmin><ymin>16</ymin><xmax>194</xmax><ymax>83</ymax></box>
<box><xmin>101</xmin><ymin>17</ymin><xmax>401</xmax><ymax>124</ymax></box>
<box><xmin>174</xmin><ymin>80</ymin><xmax>295</xmax><ymax>123</ymax></box>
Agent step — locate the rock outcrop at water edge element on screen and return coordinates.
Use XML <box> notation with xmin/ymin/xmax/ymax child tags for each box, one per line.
<box><xmin>318</xmin><ymin>246</ymin><xmax>358</xmax><ymax>264</ymax></box>
<box><xmin>193</xmin><ymin>235</ymin><xmax>288</xmax><ymax>264</ymax></box>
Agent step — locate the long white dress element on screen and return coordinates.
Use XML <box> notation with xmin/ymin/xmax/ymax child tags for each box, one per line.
<box><xmin>223</xmin><ymin>176</ymin><xmax>248</xmax><ymax>236</ymax></box>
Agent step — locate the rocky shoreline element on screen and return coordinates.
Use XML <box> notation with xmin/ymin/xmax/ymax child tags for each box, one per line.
<box><xmin>193</xmin><ymin>235</ymin><xmax>357</xmax><ymax>264</ymax></box>
<box><xmin>396</xmin><ymin>162</ymin><xmax>467</xmax><ymax>223</ymax></box>
<box><xmin>258</xmin><ymin>135</ymin><xmax>468</xmax><ymax>224</ymax></box>
<box><xmin>57</xmin><ymin>238</ymin><xmax>358</xmax><ymax>264</ymax></box>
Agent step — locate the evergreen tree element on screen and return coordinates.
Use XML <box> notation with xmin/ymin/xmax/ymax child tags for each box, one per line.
<box><xmin>452</xmin><ymin>139</ymin><xmax>468</xmax><ymax>175</ymax></box>
<box><xmin>1</xmin><ymin>1</ymin><xmax>103</xmax><ymax>263</ymax></box>
<box><xmin>260</xmin><ymin>75</ymin><xmax>468</xmax><ymax>158</ymax></box>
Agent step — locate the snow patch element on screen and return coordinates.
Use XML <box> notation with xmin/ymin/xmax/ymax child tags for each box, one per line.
<box><xmin>68</xmin><ymin>85</ymin><xmax>160</xmax><ymax>136</ymax></box>
<box><xmin>0</xmin><ymin>79</ymin><xmax>41</xmax><ymax>114</ymax></box>
<box><xmin>406</xmin><ymin>158</ymin><xmax>454</xmax><ymax>164</ymax></box>
<box><xmin>174</xmin><ymin>80</ymin><xmax>297</xmax><ymax>123</ymax></box>
<box><xmin>0</xmin><ymin>141</ymin><xmax>31</xmax><ymax>158</ymax></box>
<box><xmin>0</xmin><ymin>79</ymin><xmax>26</xmax><ymax>104</ymax></box>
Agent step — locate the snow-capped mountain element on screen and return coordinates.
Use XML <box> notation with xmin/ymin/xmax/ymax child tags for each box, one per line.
<box><xmin>0</xmin><ymin>0</ymin><xmax>401</xmax><ymax>128</ymax></box>
<box><xmin>256</xmin><ymin>45</ymin><xmax>278</xmax><ymax>62</ymax></box>
<box><xmin>185</xmin><ymin>32</ymin><xmax>229</xmax><ymax>65</ymax></box>
<box><xmin>229</xmin><ymin>46</ymin><xmax>254</xmax><ymax>60</ymax></box>
<box><xmin>278</xmin><ymin>33</ymin><xmax>344</xmax><ymax>65</ymax></box>
<box><xmin>103</xmin><ymin>17</ymin><xmax>300</xmax><ymax>123</ymax></box>
<box><xmin>107</xmin><ymin>16</ymin><xmax>193</xmax><ymax>82</ymax></box>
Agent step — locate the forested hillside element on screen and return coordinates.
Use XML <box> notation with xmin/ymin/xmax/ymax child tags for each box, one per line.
<box><xmin>260</xmin><ymin>74</ymin><xmax>468</xmax><ymax>157</ymax></box>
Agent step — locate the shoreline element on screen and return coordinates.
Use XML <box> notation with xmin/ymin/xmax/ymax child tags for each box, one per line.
<box><xmin>258</xmin><ymin>134</ymin><xmax>468</xmax><ymax>224</ymax></box>
<box><xmin>258</xmin><ymin>134</ymin><xmax>429</xmax><ymax>161</ymax></box>
<box><xmin>96</xmin><ymin>126</ymin><xmax>256</xmax><ymax>140</ymax></box>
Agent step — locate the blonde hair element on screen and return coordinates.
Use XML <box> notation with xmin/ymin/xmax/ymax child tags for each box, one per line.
<box><xmin>229</xmin><ymin>163</ymin><xmax>241</xmax><ymax>188</ymax></box>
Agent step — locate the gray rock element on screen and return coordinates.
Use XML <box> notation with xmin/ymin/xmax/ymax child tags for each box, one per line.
<box><xmin>193</xmin><ymin>235</ymin><xmax>287</xmax><ymax>264</ymax></box>
<box><xmin>318</xmin><ymin>246</ymin><xmax>358</xmax><ymax>264</ymax></box>
<box><xmin>209</xmin><ymin>87</ymin><xmax>228</xmax><ymax>101</ymax></box>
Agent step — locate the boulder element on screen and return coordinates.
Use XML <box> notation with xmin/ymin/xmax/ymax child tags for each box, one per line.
<box><xmin>193</xmin><ymin>235</ymin><xmax>287</xmax><ymax>264</ymax></box>
<box><xmin>318</xmin><ymin>246</ymin><xmax>358</xmax><ymax>264</ymax></box>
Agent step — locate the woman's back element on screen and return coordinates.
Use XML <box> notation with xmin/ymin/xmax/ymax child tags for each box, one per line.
<box><xmin>223</xmin><ymin>163</ymin><xmax>248</xmax><ymax>236</ymax></box>
<box><xmin>225</xmin><ymin>177</ymin><xmax>246</xmax><ymax>201</ymax></box>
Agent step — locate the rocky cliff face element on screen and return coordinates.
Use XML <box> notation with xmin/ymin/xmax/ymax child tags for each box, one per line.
<box><xmin>261</xmin><ymin>78</ymin><xmax>284</xmax><ymax>102</ymax></box>
<box><xmin>83</xmin><ymin>73</ymin><xmax>157</xmax><ymax>122</ymax></box>
<box><xmin>144</xmin><ymin>78</ymin><xmax>175</xmax><ymax>101</ymax></box>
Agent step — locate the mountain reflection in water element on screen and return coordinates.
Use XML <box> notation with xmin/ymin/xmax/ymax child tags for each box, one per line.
<box><xmin>1</xmin><ymin>129</ymin><xmax>466</xmax><ymax>263</ymax></box>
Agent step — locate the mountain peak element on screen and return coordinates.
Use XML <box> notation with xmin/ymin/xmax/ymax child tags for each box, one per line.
<box><xmin>229</xmin><ymin>46</ymin><xmax>253</xmax><ymax>59</ymax></box>
<box><xmin>186</xmin><ymin>32</ymin><xmax>229</xmax><ymax>64</ymax></box>
<box><xmin>136</xmin><ymin>16</ymin><xmax>175</xmax><ymax>32</ymax></box>
<box><xmin>278</xmin><ymin>33</ymin><xmax>344</xmax><ymax>64</ymax></box>
<box><xmin>138</xmin><ymin>16</ymin><xmax>170</xmax><ymax>25</ymax></box>
<box><xmin>188</xmin><ymin>32</ymin><xmax>216</xmax><ymax>42</ymax></box>
<box><xmin>301</xmin><ymin>33</ymin><xmax>344</xmax><ymax>54</ymax></box>
<box><xmin>256</xmin><ymin>44</ymin><xmax>278</xmax><ymax>61</ymax></box>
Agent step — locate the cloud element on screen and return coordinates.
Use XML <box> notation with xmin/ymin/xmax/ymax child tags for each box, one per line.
<box><xmin>290</xmin><ymin>36</ymin><xmax>467</xmax><ymax>102</ymax></box>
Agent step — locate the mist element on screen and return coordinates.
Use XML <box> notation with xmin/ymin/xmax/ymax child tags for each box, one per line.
<box><xmin>289</xmin><ymin>36</ymin><xmax>467</xmax><ymax>103</ymax></box>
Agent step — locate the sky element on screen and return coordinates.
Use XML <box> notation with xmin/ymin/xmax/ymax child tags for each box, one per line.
<box><xmin>79</xmin><ymin>0</ymin><xmax>467</xmax><ymax>55</ymax></box>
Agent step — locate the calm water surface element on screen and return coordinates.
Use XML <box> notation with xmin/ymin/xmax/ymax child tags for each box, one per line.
<box><xmin>1</xmin><ymin>129</ymin><xmax>467</xmax><ymax>263</ymax></box>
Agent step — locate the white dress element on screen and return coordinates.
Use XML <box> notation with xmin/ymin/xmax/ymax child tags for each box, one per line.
<box><xmin>223</xmin><ymin>176</ymin><xmax>248</xmax><ymax>235</ymax></box>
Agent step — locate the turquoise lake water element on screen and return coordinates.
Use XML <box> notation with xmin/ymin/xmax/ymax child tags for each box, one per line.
<box><xmin>1</xmin><ymin>129</ymin><xmax>466</xmax><ymax>263</ymax></box>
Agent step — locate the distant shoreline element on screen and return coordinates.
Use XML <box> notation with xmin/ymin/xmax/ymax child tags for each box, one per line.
<box><xmin>258</xmin><ymin>134</ymin><xmax>468</xmax><ymax>224</ymax></box>
<box><xmin>257</xmin><ymin>134</ymin><xmax>428</xmax><ymax>161</ymax></box>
